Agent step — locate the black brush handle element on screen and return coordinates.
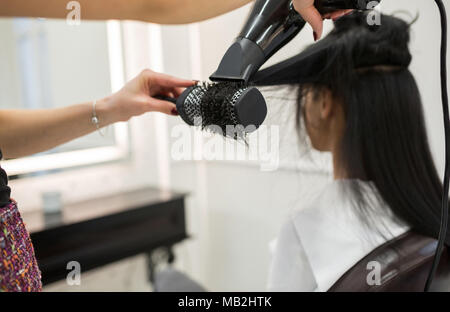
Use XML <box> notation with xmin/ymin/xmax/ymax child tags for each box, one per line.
<box><xmin>154</xmin><ymin>95</ymin><xmax>177</xmax><ymax>104</ymax></box>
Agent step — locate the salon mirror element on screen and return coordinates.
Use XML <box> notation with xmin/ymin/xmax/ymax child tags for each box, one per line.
<box><xmin>0</xmin><ymin>18</ymin><xmax>129</xmax><ymax>178</ymax></box>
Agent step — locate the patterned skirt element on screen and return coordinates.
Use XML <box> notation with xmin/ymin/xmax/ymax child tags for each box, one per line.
<box><xmin>0</xmin><ymin>200</ymin><xmax>42</xmax><ymax>292</ymax></box>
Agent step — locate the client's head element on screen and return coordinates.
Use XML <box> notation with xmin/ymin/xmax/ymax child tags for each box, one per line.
<box><xmin>297</xmin><ymin>12</ymin><xmax>448</xmax><ymax>243</ymax></box>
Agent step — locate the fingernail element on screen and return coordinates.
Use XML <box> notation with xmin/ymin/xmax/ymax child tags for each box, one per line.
<box><xmin>344</xmin><ymin>10</ymin><xmax>353</xmax><ymax>16</ymax></box>
<box><xmin>171</xmin><ymin>108</ymin><xmax>179</xmax><ymax>116</ymax></box>
<box><xmin>332</xmin><ymin>12</ymin><xmax>346</xmax><ymax>22</ymax></box>
<box><xmin>313</xmin><ymin>31</ymin><xmax>318</xmax><ymax>42</ymax></box>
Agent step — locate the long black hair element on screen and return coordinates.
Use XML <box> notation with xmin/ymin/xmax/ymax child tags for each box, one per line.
<box><xmin>296</xmin><ymin>12</ymin><xmax>449</xmax><ymax>244</ymax></box>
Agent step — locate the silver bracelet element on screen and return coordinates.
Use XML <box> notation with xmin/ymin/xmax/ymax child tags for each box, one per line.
<box><xmin>91</xmin><ymin>100</ymin><xmax>105</xmax><ymax>137</ymax></box>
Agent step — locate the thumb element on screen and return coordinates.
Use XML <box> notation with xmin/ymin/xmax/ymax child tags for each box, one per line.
<box><xmin>297</xmin><ymin>5</ymin><xmax>324</xmax><ymax>40</ymax></box>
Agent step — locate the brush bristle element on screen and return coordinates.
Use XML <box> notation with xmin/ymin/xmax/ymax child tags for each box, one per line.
<box><xmin>185</xmin><ymin>82</ymin><xmax>248</xmax><ymax>139</ymax></box>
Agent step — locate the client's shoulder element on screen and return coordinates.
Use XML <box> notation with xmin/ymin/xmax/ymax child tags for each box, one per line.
<box><xmin>292</xmin><ymin>179</ymin><xmax>354</xmax><ymax>215</ymax></box>
<box><xmin>289</xmin><ymin>179</ymin><xmax>378</xmax><ymax>232</ymax></box>
<box><xmin>288</xmin><ymin>179</ymin><xmax>408</xmax><ymax>243</ymax></box>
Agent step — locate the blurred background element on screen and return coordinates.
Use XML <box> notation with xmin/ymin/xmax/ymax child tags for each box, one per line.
<box><xmin>0</xmin><ymin>0</ymin><xmax>447</xmax><ymax>291</ymax></box>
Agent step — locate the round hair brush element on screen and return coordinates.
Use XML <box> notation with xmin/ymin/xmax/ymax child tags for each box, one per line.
<box><xmin>171</xmin><ymin>82</ymin><xmax>267</xmax><ymax>138</ymax></box>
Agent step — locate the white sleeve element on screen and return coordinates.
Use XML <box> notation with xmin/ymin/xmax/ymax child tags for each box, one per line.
<box><xmin>267</xmin><ymin>219</ymin><xmax>318</xmax><ymax>292</ymax></box>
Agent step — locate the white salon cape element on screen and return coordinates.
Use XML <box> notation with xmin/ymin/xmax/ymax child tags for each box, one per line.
<box><xmin>267</xmin><ymin>180</ymin><xmax>410</xmax><ymax>292</ymax></box>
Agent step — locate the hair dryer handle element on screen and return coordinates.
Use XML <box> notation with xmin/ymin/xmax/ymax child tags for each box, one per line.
<box><xmin>314</xmin><ymin>0</ymin><xmax>380</xmax><ymax>14</ymax></box>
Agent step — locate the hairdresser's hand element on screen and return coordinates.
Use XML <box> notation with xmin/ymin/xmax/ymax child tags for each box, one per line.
<box><xmin>292</xmin><ymin>0</ymin><xmax>352</xmax><ymax>40</ymax></box>
<box><xmin>102</xmin><ymin>69</ymin><xmax>194</xmax><ymax>123</ymax></box>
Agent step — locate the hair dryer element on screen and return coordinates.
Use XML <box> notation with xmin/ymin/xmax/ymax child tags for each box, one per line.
<box><xmin>210</xmin><ymin>0</ymin><xmax>379</xmax><ymax>83</ymax></box>
<box><xmin>174</xmin><ymin>0</ymin><xmax>380</xmax><ymax>134</ymax></box>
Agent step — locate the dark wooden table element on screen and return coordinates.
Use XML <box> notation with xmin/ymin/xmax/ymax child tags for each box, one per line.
<box><xmin>21</xmin><ymin>188</ymin><xmax>187</xmax><ymax>285</ymax></box>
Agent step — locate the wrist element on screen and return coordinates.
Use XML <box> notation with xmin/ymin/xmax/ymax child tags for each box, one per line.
<box><xmin>94</xmin><ymin>96</ymin><xmax>118</xmax><ymax>127</ymax></box>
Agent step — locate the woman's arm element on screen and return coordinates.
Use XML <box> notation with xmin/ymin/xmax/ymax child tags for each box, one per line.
<box><xmin>0</xmin><ymin>69</ymin><xmax>193</xmax><ymax>159</ymax></box>
<box><xmin>0</xmin><ymin>0</ymin><xmax>253</xmax><ymax>24</ymax></box>
<box><xmin>0</xmin><ymin>102</ymin><xmax>110</xmax><ymax>160</ymax></box>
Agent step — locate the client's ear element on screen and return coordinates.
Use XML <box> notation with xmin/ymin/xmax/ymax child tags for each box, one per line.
<box><xmin>320</xmin><ymin>89</ymin><xmax>334</xmax><ymax>120</ymax></box>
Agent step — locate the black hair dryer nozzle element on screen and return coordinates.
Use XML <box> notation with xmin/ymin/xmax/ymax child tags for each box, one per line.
<box><xmin>210</xmin><ymin>0</ymin><xmax>305</xmax><ymax>83</ymax></box>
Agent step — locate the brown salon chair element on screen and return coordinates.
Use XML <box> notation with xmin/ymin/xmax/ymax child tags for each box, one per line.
<box><xmin>329</xmin><ymin>231</ymin><xmax>450</xmax><ymax>292</ymax></box>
